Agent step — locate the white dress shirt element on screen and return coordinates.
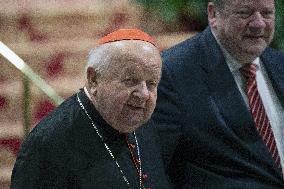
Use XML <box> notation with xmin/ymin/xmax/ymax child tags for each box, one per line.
<box><xmin>211</xmin><ymin>30</ymin><xmax>284</xmax><ymax>172</ymax></box>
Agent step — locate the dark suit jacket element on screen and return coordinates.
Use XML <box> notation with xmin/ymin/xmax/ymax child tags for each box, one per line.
<box><xmin>152</xmin><ymin>27</ymin><xmax>284</xmax><ymax>189</ymax></box>
<box><xmin>11</xmin><ymin>89</ymin><xmax>170</xmax><ymax>189</ymax></box>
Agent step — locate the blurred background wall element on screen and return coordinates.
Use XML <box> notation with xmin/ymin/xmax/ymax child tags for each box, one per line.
<box><xmin>0</xmin><ymin>0</ymin><xmax>283</xmax><ymax>188</ymax></box>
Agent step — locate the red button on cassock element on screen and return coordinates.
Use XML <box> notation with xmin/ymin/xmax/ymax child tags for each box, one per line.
<box><xmin>129</xmin><ymin>143</ymin><xmax>136</xmax><ymax>149</ymax></box>
<box><xmin>135</xmin><ymin>159</ymin><xmax>141</xmax><ymax>165</ymax></box>
<box><xmin>143</xmin><ymin>174</ymin><xmax>148</xmax><ymax>180</ymax></box>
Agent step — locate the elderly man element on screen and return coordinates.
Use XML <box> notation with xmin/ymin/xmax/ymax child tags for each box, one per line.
<box><xmin>152</xmin><ymin>0</ymin><xmax>284</xmax><ymax>188</ymax></box>
<box><xmin>11</xmin><ymin>29</ymin><xmax>170</xmax><ymax>189</ymax></box>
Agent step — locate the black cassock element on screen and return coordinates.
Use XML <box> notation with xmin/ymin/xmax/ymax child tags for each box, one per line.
<box><xmin>11</xmin><ymin>89</ymin><xmax>170</xmax><ymax>189</ymax></box>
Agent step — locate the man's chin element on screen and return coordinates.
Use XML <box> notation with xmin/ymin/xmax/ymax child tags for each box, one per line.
<box><xmin>114</xmin><ymin>119</ymin><xmax>146</xmax><ymax>133</ymax></box>
<box><xmin>242</xmin><ymin>45</ymin><xmax>266</xmax><ymax>58</ymax></box>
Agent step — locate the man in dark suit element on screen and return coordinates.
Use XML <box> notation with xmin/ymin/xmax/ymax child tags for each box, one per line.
<box><xmin>11</xmin><ymin>29</ymin><xmax>170</xmax><ymax>189</ymax></box>
<box><xmin>152</xmin><ymin>0</ymin><xmax>284</xmax><ymax>188</ymax></box>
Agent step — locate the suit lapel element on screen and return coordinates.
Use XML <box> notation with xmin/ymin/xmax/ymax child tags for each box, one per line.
<box><xmin>198</xmin><ymin>28</ymin><xmax>257</xmax><ymax>140</ymax></box>
<box><xmin>261</xmin><ymin>49</ymin><xmax>284</xmax><ymax>106</ymax></box>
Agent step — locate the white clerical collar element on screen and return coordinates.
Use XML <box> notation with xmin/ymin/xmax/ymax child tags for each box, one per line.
<box><xmin>83</xmin><ymin>86</ymin><xmax>93</xmax><ymax>101</ymax></box>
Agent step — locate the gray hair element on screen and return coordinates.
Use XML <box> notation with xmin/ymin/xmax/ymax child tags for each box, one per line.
<box><xmin>85</xmin><ymin>40</ymin><xmax>159</xmax><ymax>79</ymax></box>
<box><xmin>86</xmin><ymin>43</ymin><xmax>114</xmax><ymax>79</ymax></box>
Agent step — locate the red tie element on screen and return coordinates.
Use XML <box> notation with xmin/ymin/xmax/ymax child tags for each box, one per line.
<box><xmin>240</xmin><ymin>63</ymin><xmax>282</xmax><ymax>170</ymax></box>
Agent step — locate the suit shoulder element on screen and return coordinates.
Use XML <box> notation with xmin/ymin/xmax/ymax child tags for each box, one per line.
<box><xmin>264</xmin><ymin>47</ymin><xmax>284</xmax><ymax>59</ymax></box>
<box><xmin>162</xmin><ymin>33</ymin><xmax>201</xmax><ymax>61</ymax></box>
<box><xmin>161</xmin><ymin>31</ymin><xmax>208</xmax><ymax>74</ymax></box>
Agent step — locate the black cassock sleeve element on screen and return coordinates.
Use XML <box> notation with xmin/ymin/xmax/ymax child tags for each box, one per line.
<box><xmin>10</xmin><ymin>129</ymin><xmax>72</xmax><ymax>189</ymax></box>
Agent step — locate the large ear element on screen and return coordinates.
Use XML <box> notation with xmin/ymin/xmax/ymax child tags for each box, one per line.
<box><xmin>208</xmin><ymin>2</ymin><xmax>217</xmax><ymax>28</ymax></box>
<box><xmin>87</xmin><ymin>66</ymin><xmax>98</xmax><ymax>87</ymax></box>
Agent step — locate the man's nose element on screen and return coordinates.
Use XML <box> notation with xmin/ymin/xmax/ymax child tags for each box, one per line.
<box><xmin>249</xmin><ymin>12</ymin><xmax>266</xmax><ymax>30</ymax></box>
<box><xmin>133</xmin><ymin>81</ymin><xmax>150</xmax><ymax>100</ymax></box>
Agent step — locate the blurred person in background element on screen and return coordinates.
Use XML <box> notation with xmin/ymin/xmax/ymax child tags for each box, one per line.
<box><xmin>152</xmin><ymin>0</ymin><xmax>284</xmax><ymax>188</ymax></box>
<box><xmin>11</xmin><ymin>29</ymin><xmax>170</xmax><ymax>189</ymax></box>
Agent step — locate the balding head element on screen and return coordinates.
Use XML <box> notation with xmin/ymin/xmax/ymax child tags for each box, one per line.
<box><xmin>85</xmin><ymin>38</ymin><xmax>162</xmax><ymax>133</ymax></box>
<box><xmin>86</xmin><ymin>40</ymin><xmax>160</xmax><ymax>79</ymax></box>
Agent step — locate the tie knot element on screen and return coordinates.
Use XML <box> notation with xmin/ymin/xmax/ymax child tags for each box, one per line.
<box><xmin>239</xmin><ymin>63</ymin><xmax>257</xmax><ymax>81</ymax></box>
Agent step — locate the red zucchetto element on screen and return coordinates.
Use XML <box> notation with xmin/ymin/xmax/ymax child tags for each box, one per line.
<box><xmin>98</xmin><ymin>28</ymin><xmax>157</xmax><ymax>47</ymax></box>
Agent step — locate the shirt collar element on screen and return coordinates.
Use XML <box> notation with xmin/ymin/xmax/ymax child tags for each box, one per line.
<box><xmin>252</xmin><ymin>57</ymin><xmax>260</xmax><ymax>68</ymax></box>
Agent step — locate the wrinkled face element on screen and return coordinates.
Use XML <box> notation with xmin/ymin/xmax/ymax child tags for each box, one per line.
<box><xmin>210</xmin><ymin>0</ymin><xmax>275</xmax><ymax>63</ymax></box>
<box><xmin>89</xmin><ymin>41</ymin><xmax>162</xmax><ymax>133</ymax></box>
